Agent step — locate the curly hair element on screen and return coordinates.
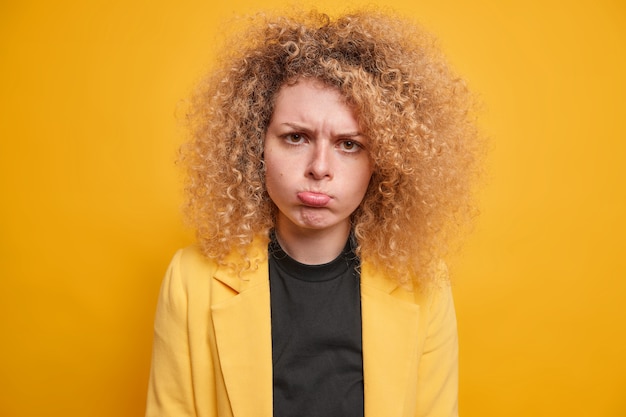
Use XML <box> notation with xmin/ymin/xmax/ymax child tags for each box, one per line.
<box><xmin>181</xmin><ymin>9</ymin><xmax>482</xmax><ymax>286</ymax></box>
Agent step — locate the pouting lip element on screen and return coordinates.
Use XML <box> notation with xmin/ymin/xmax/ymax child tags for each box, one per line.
<box><xmin>297</xmin><ymin>191</ymin><xmax>331</xmax><ymax>207</ymax></box>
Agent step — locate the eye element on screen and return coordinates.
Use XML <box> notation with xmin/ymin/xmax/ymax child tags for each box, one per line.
<box><xmin>284</xmin><ymin>133</ymin><xmax>305</xmax><ymax>144</ymax></box>
<box><xmin>339</xmin><ymin>140</ymin><xmax>362</xmax><ymax>153</ymax></box>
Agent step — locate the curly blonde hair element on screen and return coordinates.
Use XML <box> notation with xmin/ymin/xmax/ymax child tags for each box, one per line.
<box><xmin>181</xmin><ymin>9</ymin><xmax>482</xmax><ymax>285</ymax></box>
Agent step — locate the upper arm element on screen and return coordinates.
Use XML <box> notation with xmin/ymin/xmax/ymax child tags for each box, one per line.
<box><xmin>415</xmin><ymin>281</ymin><xmax>459</xmax><ymax>417</ymax></box>
<box><xmin>145</xmin><ymin>250</ymin><xmax>198</xmax><ymax>417</ymax></box>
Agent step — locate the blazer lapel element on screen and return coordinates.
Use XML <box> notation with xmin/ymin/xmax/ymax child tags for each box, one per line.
<box><xmin>361</xmin><ymin>262</ymin><xmax>421</xmax><ymax>417</ymax></box>
<box><xmin>211</xmin><ymin>242</ymin><xmax>273</xmax><ymax>417</ymax></box>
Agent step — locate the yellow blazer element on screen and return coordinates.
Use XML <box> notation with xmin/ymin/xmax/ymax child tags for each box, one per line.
<box><xmin>146</xmin><ymin>242</ymin><xmax>458</xmax><ymax>417</ymax></box>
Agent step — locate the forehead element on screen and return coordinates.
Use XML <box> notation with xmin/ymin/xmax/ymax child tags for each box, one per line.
<box><xmin>270</xmin><ymin>78</ymin><xmax>361</xmax><ymax>133</ymax></box>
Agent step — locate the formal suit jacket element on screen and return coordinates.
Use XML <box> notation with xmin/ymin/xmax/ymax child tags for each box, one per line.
<box><xmin>145</xmin><ymin>241</ymin><xmax>458</xmax><ymax>417</ymax></box>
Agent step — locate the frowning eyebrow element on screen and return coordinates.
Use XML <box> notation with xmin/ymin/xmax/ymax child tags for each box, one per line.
<box><xmin>280</xmin><ymin>122</ymin><xmax>364</xmax><ymax>138</ymax></box>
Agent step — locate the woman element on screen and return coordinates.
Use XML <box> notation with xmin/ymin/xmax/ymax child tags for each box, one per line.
<box><xmin>146</xmin><ymin>9</ymin><xmax>480</xmax><ymax>417</ymax></box>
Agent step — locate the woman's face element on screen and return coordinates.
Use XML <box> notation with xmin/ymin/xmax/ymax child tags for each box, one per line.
<box><xmin>264</xmin><ymin>78</ymin><xmax>373</xmax><ymax>238</ymax></box>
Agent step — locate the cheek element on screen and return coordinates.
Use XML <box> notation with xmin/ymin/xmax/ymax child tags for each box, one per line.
<box><xmin>264</xmin><ymin>158</ymin><xmax>285</xmax><ymax>202</ymax></box>
<box><xmin>356</xmin><ymin>179</ymin><xmax>372</xmax><ymax>205</ymax></box>
<box><xmin>355</xmin><ymin>163</ymin><xmax>374</xmax><ymax>194</ymax></box>
<box><xmin>263</xmin><ymin>144</ymin><xmax>282</xmax><ymax>176</ymax></box>
<box><xmin>263</xmin><ymin>147</ymin><xmax>276</xmax><ymax>184</ymax></box>
<box><xmin>265</xmin><ymin>156</ymin><xmax>281</xmax><ymax>180</ymax></box>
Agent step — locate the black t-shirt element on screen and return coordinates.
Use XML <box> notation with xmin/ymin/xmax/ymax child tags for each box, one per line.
<box><xmin>269</xmin><ymin>235</ymin><xmax>364</xmax><ymax>417</ymax></box>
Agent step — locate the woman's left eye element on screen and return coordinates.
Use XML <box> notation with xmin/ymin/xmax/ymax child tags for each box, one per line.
<box><xmin>339</xmin><ymin>140</ymin><xmax>361</xmax><ymax>152</ymax></box>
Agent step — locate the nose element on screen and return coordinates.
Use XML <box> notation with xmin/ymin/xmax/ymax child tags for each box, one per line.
<box><xmin>307</xmin><ymin>142</ymin><xmax>333</xmax><ymax>180</ymax></box>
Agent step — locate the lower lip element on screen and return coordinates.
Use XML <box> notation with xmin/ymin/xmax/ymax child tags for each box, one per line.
<box><xmin>297</xmin><ymin>192</ymin><xmax>331</xmax><ymax>207</ymax></box>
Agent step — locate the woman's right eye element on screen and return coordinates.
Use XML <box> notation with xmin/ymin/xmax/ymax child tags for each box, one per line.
<box><xmin>284</xmin><ymin>133</ymin><xmax>305</xmax><ymax>144</ymax></box>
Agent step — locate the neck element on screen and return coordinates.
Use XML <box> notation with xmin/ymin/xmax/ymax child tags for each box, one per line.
<box><xmin>274</xmin><ymin>219</ymin><xmax>351</xmax><ymax>265</ymax></box>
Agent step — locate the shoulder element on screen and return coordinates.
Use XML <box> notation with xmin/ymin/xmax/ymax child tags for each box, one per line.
<box><xmin>175</xmin><ymin>245</ymin><xmax>219</xmax><ymax>276</ymax></box>
<box><xmin>413</xmin><ymin>261</ymin><xmax>453</xmax><ymax>310</ymax></box>
<box><xmin>364</xmin><ymin>259</ymin><xmax>453</xmax><ymax>307</ymax></box>
<box><xmin>160</xmin><ymin>245</ymin><xmax>219</xmax><ymax>298</ymax></box>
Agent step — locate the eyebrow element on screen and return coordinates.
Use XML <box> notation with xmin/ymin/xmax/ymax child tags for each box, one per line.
<box><xmin>280</xmin><ymin>122</ymin><xmax>364</xmax><ymax>138</ymax></box>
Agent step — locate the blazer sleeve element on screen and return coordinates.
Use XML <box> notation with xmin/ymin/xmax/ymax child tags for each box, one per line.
<box><xmin>415</xmin><ymin>278</ymin><xmax>459</xmax><ymax>417</ymax></box>
<box><xmin>146</xmin><ymin>249</ymin><xmax>201</xmax><ymax>417</ymax></box>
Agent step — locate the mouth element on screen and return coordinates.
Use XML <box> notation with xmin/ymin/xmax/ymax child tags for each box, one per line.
<box><xmin>297</xmin><ymin>191</ymin><xmax>331</xmax><ymax>207</ymax></box>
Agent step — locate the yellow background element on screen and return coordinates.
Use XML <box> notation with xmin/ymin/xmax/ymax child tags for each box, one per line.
<box><xmin>1</xmin><ymin>0</ymin><xmax>625</xmax><ymax>416</ymax></box>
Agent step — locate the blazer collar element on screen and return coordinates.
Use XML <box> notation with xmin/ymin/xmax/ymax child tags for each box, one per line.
<box><xmin>213</xmin><ymin>236</ymin><xmax>269</xmax><ymax>292</ymax></box>
<box><xmin>210</xmin><ymin>240</ymin><xmax>420</xmax><ymax>417</ymax></box>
